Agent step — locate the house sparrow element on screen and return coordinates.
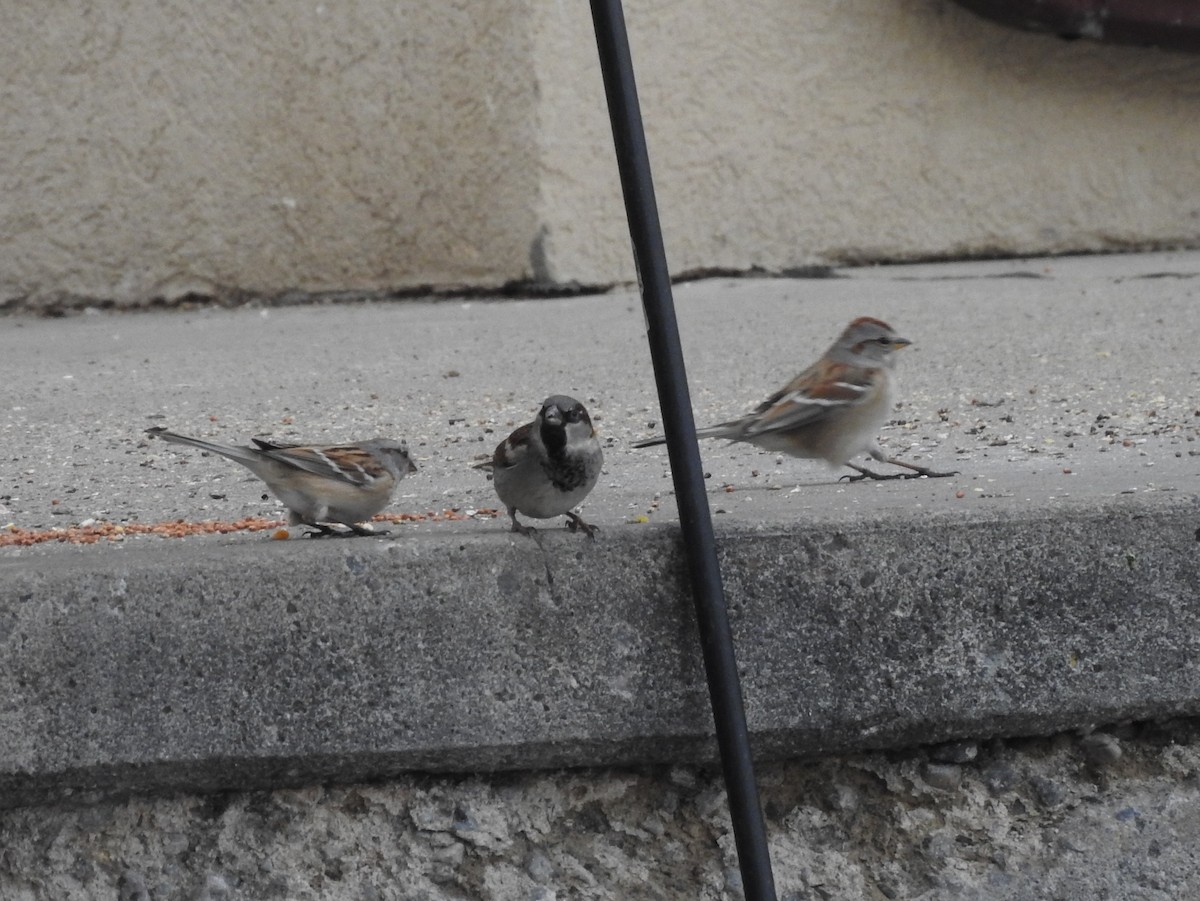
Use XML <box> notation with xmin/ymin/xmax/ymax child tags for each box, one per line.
<box><xmin>634</xmin><ymin>316</ymin><xmax>956</xmax><ymax>481</ymax></box>
<box><xmin>146</xmin><ymin>427</ymin><xmax>417</xmax><ymax>536</ymax></box>
<box><xmin>480</xmin><ymin>395</ymin><xmax>603</xmax><ymax>537</ymax></box>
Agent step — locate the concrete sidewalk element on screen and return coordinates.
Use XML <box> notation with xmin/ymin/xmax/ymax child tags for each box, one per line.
<box><xmin>1</xmin><ymin>251</ymin><xmax>1198</xmax><ymax>807</ymax></box>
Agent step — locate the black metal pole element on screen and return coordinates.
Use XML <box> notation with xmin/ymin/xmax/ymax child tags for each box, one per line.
<box><xmin>588</xmin><ymin>3</ymin><xmax>777</xmax><ymax>899</ymax></box>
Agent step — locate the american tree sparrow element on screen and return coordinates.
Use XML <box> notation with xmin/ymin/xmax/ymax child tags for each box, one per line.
<box><xmin>478</xmin><ymin>395</ymin><xmax>603</xmax><ymax>537</ymax></box>
<box><xmin>146</xmin><ymin>427</ymin><xmax>418</xmax><ymax>536</ymax></box>
<box><xmin>635</xmin><ymin>316</ymin><xmax>956</xmax><ymax>481</ymax></box>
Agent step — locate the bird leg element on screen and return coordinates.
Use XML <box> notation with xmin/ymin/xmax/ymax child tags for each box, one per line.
<box><xmin>565</xmin><ymin>511</ymin><xmax>598</xmax><ymax>538</ymax></box>
<box><xmin>841</xmin><ymin>459</ymin><xmax>959</xmax><ymax>482</ymax></box>
<box><xmin>509</xmin><ymin>509</ymin><xmax>537</xmax><ymax>537</ymax></box>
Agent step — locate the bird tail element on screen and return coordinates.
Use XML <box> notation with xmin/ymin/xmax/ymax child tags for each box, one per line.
<box><xmin>632</xmin><ymin>420</ymin><xmax>744</xmax><ymax>448</ymax></box>
<box><xmin>145</xmin><ymin>427</ymin><xmax>260</xmax><ymax>466</ymax></box>
<box><xmin>631</xmin><ymin>435</ymin><xmax>667</xmax><ymax>449</ymax></box>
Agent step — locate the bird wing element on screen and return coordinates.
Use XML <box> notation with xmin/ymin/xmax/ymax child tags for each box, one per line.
<box><xmin>492</xmin><ymin>423</ymin><xmax>533</xmax><ymax>470</ymax></box>
<box><xmin>741</xmin><ymin>361</ymin><xmax>877</xmax><ymax>439</ymax></box>
<box><xmin>261</xmin><ymin>445</ymin><xmax>381</xmax><ymax>487</ymax></box>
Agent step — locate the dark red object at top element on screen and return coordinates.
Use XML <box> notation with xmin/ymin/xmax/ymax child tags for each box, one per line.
<box><xmin>953</xmin><ymin>0</ymin><xmax>1200</xmax><ymax>53</ymax></box>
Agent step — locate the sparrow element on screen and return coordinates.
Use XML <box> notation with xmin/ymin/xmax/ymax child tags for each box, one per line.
<box><xmin>634</xmin><ymin>316</ymin><xmax>956</xmax><ymax>481</ymax></box>
<box><xmin>146</xmin><ymin>427</ymin><xmax>417</xmax><ymax>536</ymax></box>
<box><xmin>479</xmin><ymin>395</ymin><xmax>604</xmax><ymax>537</ymax></box>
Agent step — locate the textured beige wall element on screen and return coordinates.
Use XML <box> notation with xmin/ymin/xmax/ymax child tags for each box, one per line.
<box><xmin>1</xmin><ymin>1</ymin><xmax>540</xmax><ymax>304</ymax></box>
<box><xmin>535</xmin><ymin>0</ymin><xmax>1200</xmax><ymax>283</ymax></box>
<box><xmin>3</xmin><ymin>0</ymin><xmax>1200</xmax><ymax>305</ymax></box>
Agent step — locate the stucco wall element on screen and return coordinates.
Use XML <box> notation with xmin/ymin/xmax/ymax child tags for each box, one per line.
<box><xmin>3</xmin><ymin>0</ymin><xmax>1200</xmax><ymax>306</ymax></box>
<box><xmin>0</xmin><ymin>2</ymin><xmax>540</xmax><ymax>305</ymax></box>
<box><xmin>537</xmin><ymin>0</ymin><xmax>1200</xmax><ymax>282</ymax></box>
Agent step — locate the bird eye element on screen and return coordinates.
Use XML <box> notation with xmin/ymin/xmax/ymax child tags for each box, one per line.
<box><xmin>877</xmin><ymin>337</ymin><xmax>893</xmax><ymax>346</ymax></box>
<box><xmin>566</xmin><ymin>408</ymin><xmax>582</xmax><ymax>423</ymax></box>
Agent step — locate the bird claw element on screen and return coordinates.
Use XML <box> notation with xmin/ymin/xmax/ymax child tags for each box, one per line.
<box><xmin>843</xmin><ymin>463</ymin><xmax>959</xmax><ymax>482</ymax></box>
<box><xmin>303</xmin><ymin>524</ymin><xmax>387</xmax><ymax>538</ymax></box>
<box><xmin>348</xmin><ymin>523</ymin><xmax>389</xmax><ymax>537</ymax></box>
<box><xmin>566</xmin><ymin>513</ymin><xmax>598</xmax><ymax>538</ymax></box>
<box><xmin>906</xmin><ymin>467</ymin><xmax>959</xmax><ymax>479</ymax></box>
<box><xmin>840</xmin><ymin>467</ymin><xmax>894</xmax><ymax>482</ymax></box>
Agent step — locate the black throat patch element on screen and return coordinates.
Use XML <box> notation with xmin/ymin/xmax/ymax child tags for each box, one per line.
<box><xmin>539</xmin><ymin>419</ymin><xmax>568</xmax><ymax>456</ymax></box>
<box><xmin>541</xmin><ymin>454</ymin><xmax>589</xmax><ymax>493</ymax></box>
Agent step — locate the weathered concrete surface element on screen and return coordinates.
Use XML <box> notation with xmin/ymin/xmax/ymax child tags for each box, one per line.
<box><xmin>0</xmin><ymin>252</ymin><xmax>1198</xmax><ymax>814</ymax></box>
<box><xmin>3</xmin><ymin>250</ymin><xmax>1198</xmax><ymax>534</ymax></box>
<box><xmin>1</xmin><ymin>495</ymin><xmax>1198</xmax><ymax>811</ymax></box>
<box><xmin>4</xmin><ymin>724</ymin><xmax>1200</xmax><ymax>900</ymax></box>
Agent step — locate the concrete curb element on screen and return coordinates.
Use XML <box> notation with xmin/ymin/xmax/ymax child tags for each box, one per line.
<box><xmin>3</xmin><ymin>492</ymin><xmax>1197</xmax><ymax>809</ymax></box>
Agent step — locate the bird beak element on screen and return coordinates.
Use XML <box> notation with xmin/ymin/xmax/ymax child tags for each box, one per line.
<box><xmin>893</xmin><ymin>336</ymin><xmax>913</xmax><ymax>349</ymax></box>
<box><xmin>542</xmin><ymin>405</ymin><xmax>564</xmax><ymax>427</ymax></box>
<box><xmin>407</xmin><ymin>458</ymin><xmax>419</xmax><ymax>474</ymax></box>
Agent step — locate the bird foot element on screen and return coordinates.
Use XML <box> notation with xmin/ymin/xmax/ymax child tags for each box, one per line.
<box><xmin>840</xmin><ymin>467</ymin><xmax>892</xmax><ymax>482</ymax></box>
<box><xmin>304</xmin><ymin>523</ymin><xmax>388</xmax><ymax>538</ymax></box>
<box><xmin>565</xmin><ymin>512</ymin><xmax>599</xmax><ymax>538</ymax></box>
<box><xmin>348</xmin><ymin>523</ymin><xmax>389</xmax><ymax>537</ymax></box>
<box><xmin>510</xmin><ymin>518</ymin><xmax>537</xmax><ymax>537</ymax></box>
<box><xmin>841</xmin><ymin>463</ymin><xmax>959</xmax><ymax>482</ymax></box>
<box><xmin>900</xmin><ymin>465</ymin><xmax>959</xmax><ymax>479</ymax></box>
